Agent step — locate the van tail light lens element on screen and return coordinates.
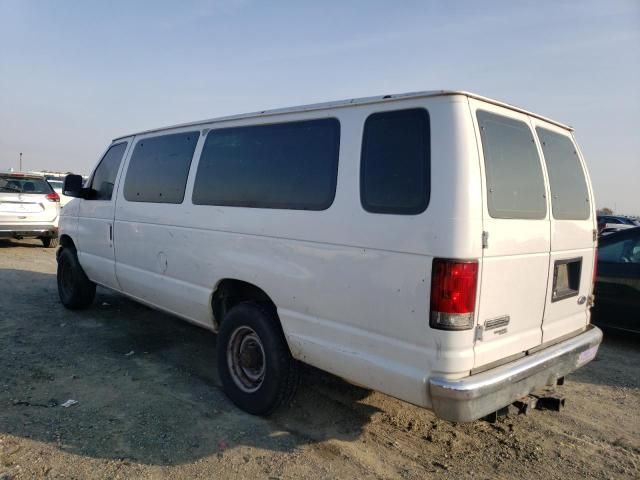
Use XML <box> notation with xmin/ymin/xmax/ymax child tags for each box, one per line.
<box><xmin>430</xmin><ymin>258</ymin><xmax>478</xmax><ymax>331</ymax></box>
<box><xmin>45</xmin><ymin>192</ymin><xmax>60</xmax><ymax>202</ymax></box>
<box><xmin>592</xmin><ymin>249</ymin><xmax>598</xmax><ymax>287</ymax></box>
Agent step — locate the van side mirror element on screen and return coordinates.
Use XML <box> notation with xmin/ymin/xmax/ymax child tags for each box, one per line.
<box><xmin>63</xmin><ymin>174</ymin><xmax>86</xmax><ymax>198</ymax></box>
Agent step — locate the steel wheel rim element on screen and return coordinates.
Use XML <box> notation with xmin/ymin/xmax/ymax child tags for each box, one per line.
<box><xmin>227</xmin><ymin>326</ymin><xmax>266</xmax><ymax>393</ymax></box>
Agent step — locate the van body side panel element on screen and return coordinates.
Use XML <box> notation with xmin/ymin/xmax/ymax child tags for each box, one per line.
<box><xmin>116</xmin><ymin>210</ymin><xmax>438</xmax><ymax>405</ymax></box>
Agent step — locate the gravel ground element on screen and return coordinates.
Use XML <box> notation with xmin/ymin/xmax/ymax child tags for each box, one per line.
<box><xmin>0</xmin><ymin>238</ymin><xmax>638</xmax><ymax>479</ymax></box>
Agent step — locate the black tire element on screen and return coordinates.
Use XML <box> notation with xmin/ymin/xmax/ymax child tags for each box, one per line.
<box><xmin>57</xmin><ymin>248</ymin><xmax>96</xmax><ymax>310</ymax></box>
<box><xmin>217</xmin><ymin>301</ymin><xmax>299</xmax><ymax>416</ymax></box>
<box><xmin>41</xmin><ymin>236</ymin><xmax>59</xmax><ymax>248</ymax></box>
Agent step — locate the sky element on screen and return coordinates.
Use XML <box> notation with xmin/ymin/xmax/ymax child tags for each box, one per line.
<box><xmin>0</xmin><ymin>0</ymin><xmax>638</xmax><ymax>214</ymax></box>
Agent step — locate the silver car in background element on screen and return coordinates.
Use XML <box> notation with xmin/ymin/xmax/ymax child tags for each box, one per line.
<box><xmin>0</xmin><ymin>172</ymin><xmax>61</xmax><ymax>247</ymax></box>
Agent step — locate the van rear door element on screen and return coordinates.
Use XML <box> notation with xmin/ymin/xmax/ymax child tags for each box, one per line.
<box><xmin>469</xmin><ymin>99</ymin><xmax>550</xmax><ymax>368</ymax></box>
<box><xmin>532</xmin><ymin>122</ymin><xmax>596</xmax><ymax>342</ymax></box>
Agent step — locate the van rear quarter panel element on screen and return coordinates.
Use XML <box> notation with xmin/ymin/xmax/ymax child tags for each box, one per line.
<box><xmin>113</xmin><ymin>95</ymin><xmax>483</xmax><ymax>407</ymax></box>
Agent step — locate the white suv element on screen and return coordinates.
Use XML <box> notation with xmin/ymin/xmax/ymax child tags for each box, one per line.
<box><xmin>0</xmin><ymin>172</ymin><xmax>60</xmax><ymax>247</ymax></box>
<box><xmin>56</xmin><ymin>90</ymin><xmax>602</xmax><ymax>422</ymax></box>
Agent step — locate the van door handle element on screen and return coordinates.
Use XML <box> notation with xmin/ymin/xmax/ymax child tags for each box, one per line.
<box><xmin>109</xmin><ymin>224</ymin><xmax>113</xmax><ymax>242</ymax></box>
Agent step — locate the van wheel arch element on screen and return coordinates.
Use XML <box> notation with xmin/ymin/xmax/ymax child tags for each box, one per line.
<box><xmin>211</xmin><ymin>279</ymin><xmax>279</xmax><ymax>330</ymax></box>
<box><xmin>59</xmin><ymin>234</ymin><xmax>77</xmax><ymax>251</ymax></box>
<box><xmin>56</xmin><ymin>234</ymin><xmax>77</xmax><ymax>261</ymax></box>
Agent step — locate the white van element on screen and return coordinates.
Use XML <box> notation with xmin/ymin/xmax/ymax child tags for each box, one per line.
<box><xmin>57</xmin><ymin>90</ymin><xmax>602</xmax><ymax>422</ymax></box>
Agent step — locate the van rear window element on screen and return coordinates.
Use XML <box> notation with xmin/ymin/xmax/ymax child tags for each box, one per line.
<box><xmin>360</xmin><ymin>108</ymin><xmax>430</xmax><ymax>215</ymax></box>
<box><xmin>477</xmin><ymin>111</ymin><xmax>547</xmax><ymax>219</ymax></box>
<box><xmin>536</xmin><ymin>128</ymin><xmax>590</xmax><ymax>220</ymax></box>
<box><xmin>192</xmin><ymin>118</ymin><xmax>340</xmax><ymax>210</ymax></box>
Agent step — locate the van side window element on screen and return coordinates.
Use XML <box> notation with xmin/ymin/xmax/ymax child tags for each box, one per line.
<box><xmin>477</xmin><ymin>111</ymin><xmax>547</xmax><ymax>219</ymax></box>
<box><xmin>536</xmin><ymin>128</ymin><xmax>590</xmax><ymax>220</ymax></box>
<box><xmin>88</xmin><ymin>142</ymin><xmax>127</xmax><ymax>201</ymax></box>
<box><xmin>192</xmin><ymin>118</ymin><xmax>340</xmax><ymax>210</ymax></box>
<box><xmin>123</xmin><ymin>132</ymin><xmax>199</xmax><ymax>204</ymax></box>
<box><xmin>360</xmin><ymin>109</ymin><xmax>430</xmax><ymax>215</ymax></box>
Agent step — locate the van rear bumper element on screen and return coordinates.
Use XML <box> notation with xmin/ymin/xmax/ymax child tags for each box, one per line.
<box><xmin>429</xmin><ymin>325</ymin><xmax>603</xmax><ymax>422</ymax></box>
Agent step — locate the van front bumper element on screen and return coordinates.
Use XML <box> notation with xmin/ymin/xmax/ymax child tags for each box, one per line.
<box><xmin>429</xmin><ymin>325</ymin><xmax>603</xmax><ymax>422</ymax></box>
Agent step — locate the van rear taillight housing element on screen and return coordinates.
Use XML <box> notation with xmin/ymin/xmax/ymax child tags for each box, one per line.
<box><xmin>430</xmin><ymin>258</ymin><xmax>478</xmax><ymax>331</ymax></box>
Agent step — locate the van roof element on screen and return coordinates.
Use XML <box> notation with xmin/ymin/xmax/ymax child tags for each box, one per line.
<box><xmin>113</xmin><ymin>90</ymin><xmax>573</xmax><ymax>141</ymax></box>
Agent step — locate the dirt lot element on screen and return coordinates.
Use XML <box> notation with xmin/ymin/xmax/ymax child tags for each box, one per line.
<box><xmin>0</xmin><ymin>239</ymin><xmax>638</xmax><ymax>480</ymax></box>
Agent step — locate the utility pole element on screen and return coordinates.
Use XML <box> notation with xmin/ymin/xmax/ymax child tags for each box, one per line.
<box><xmin>19</xmin><ymin>152</ymin><xmax>22</xmax><ymax>171</ymax></box>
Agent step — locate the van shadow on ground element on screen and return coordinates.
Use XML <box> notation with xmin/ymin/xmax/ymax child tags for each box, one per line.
<box><xmin>0</xmin><ymin>238</ymin><xmax>47</xmax><ymax>249</ymax></box>
<box><xmin>0</xmin><ymin>268</ymin><xmax>378</xmax><ymax>466</ymax></box>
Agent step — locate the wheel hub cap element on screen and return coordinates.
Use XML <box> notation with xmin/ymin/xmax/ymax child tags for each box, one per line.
<box><xmin>227</xmin><ymin>326</ymin><xmax>266</xmax><ymax>393</ymax></box>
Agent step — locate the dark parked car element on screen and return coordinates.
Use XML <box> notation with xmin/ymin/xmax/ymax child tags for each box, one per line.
<box><xmin>597</xmin><ymin>215</ymin><xmax>637</xmax><ymax>235</ymax></box>
<box><xmin>592</xmin><ymin>227</ymin><xmax>640</xmax><ymax>333</ymax></box>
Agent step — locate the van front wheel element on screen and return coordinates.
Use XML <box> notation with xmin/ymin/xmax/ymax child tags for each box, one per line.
<box><xmin>57</xmin><ymin>248</ymin><xmax>96</xmax><ymax>310</ymax></box>
<box><xmin>217</xmin><ymin>302</ymin><xmax>299</xmax><ymax>416</ymax></box>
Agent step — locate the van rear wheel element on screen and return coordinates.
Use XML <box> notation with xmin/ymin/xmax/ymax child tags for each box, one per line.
<box><xmin>217</xmin><ymin>302</ymin><xmax>299</xmax><ymax>416</ymax></box>
<box><xmin>57</xmin><ymin>248</ymin><xmax>96</xmax><ymax>310</ymax></box>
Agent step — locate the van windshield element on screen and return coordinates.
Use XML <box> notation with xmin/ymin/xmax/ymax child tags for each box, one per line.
<box><xmin>0</xmin><ymin>175</ymin><xmax>53</xmax><ymax>194</ymax></box>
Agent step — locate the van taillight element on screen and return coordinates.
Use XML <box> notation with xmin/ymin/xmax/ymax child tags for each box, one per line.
<box><xmin>430</xmin><ymin>258</ymin><xmax>478</xmax><ymax>331</ymax></box>
<box><xmin>592</xmin><ymin>249</ymin><xmax>598</xmax><ymax>287</ymax></box>
<box><xmin>45</xmin><ymin>192</ymin><xmax>60</xmax><ymax>202</ymax></box>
